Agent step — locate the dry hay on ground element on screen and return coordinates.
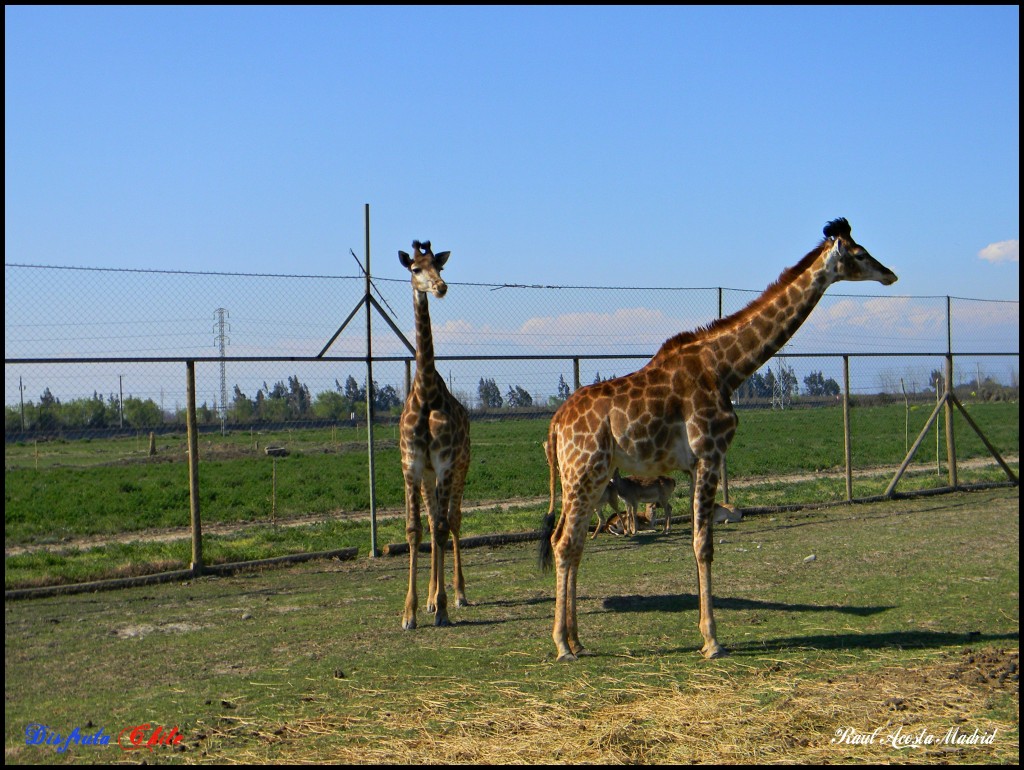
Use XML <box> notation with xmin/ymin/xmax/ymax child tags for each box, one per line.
<box><xmin>197</xmin><ymin>647</ymin><xmax>1018</xmax><ymax>764</ymax></box>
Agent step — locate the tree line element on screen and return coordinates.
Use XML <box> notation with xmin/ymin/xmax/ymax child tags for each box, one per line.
<box><xmin>4</xmin><ymin>375</ymin><xmax>403</xmax><ymax>434</ymax></box>
<box><xmin>7</xmin><ymin>366</ymin><xmax>976</xmax><ymax>436</ymax></box>
<box><xmin>477</xmin><ymin>378</ymin><xmax>542</xmax><ymax>409</ymax></box>
<box><xmin>227</xmin><ymin>375</ymin><xmax>403</xmax><ymax>424</ymax></box>
<box><xmin>734</xmin><ymin>364</ymin><xmax>841</xmax><ymax>401</ymax></box>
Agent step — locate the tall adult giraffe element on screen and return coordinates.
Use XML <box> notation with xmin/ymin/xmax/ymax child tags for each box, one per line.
<box><xmin>539</xmin><ymin>218</ymin><xmax>897</xmax><ymax>661</ymax></box>
<box><xmin>398</xmin><ymin>240</ymin><xmax>471</xmax><ymax>629</ymax></box>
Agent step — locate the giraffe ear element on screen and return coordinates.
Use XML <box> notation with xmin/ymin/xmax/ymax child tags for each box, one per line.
<box><xmin>434</xmin><ymin>251</ymin><xmax>451</xmax><ymax>268</ymax></box>
<box><xmin>399</xmin><ymin>250</ymin><xmax>412</xmax><ymax>268</ymax></box>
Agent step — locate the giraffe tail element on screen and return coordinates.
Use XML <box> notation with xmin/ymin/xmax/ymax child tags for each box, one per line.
<box><xmin>537</xmin><ymin>427</ymin><xmax>561</xmax><ymax>572</ymax></box>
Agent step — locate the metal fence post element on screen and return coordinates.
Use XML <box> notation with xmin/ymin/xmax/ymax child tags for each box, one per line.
<box><xmin>843</xmin><ymin>355</ymin><xmax>852</xmax><ymax>501</ymax></box>
<box><xmin>944</xmin><ymin>354</ymin><xmax>958</xmax><ymax>489</ymax></box>
<box><xmin>186</xmin><ymin>360</ymin><xmax>203</xmax><ymax>575</ymax></box>
<box><xmin>944</xmin><ymin>298</ymin><xmax>957</xmax><ymax>490</ymax></box>
<box><xmin>364</xmin><ymin>204</ymin><xmax>379</xmax><ymax>558</ymax></box>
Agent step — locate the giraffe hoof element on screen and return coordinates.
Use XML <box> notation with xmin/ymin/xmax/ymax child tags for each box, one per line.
<box><xmin>702</xmin><ymin>643</ymin><xmax>726</xmax><ymax>659</ymax></box>
<box><xmin>402</xmin><ymin>617</ymin><xmax>417</xmax><ymax>631</ymax></box>
<box><xmin>434</xmin><ymin>615</ymin><xmax>452</xmax><ymax>627</ymax></box>
<box><xmin>556</xmin><ymin>652</ymin><xmax>578</xmax><ymax>663</ymax></box>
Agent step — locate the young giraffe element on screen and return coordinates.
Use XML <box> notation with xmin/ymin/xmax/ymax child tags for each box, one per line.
<box><xmin>539</xmin><ymin>218</ymin><xmax>897</xmax><ymax>661</ymax></box>
<box><xmin>398</xmin><ymin>240</ymin><xmax>472</xmax><ymax>630</ymax></box>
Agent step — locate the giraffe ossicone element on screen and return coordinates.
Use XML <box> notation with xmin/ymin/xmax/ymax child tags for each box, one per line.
<box><xmin>538</xmin><ymin>218</ymin><xmax>897</xmax><ymax>662</ymax></box>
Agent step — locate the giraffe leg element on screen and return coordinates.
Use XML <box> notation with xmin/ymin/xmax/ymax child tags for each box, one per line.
<box><xmin>427</xmin><ymin>472</ymin><xmax>453</xmax><ymax>627</ymax></box>
<box><xmin>552</xmin><ymin>541</ymin><xmax>577</xmax><ymax>661</ymax></box>
<box><xmin>693</xmin><ymin>458</ymin><xmax>725</xmax><ymax>659</ymax></box>
<box><xmin>662</xmin><ymin>501</ymin><xmax>673</xmax><ymax>534</ymax></box>
<box><xmin>552</xmin><ymin>495</ymin><xmax>594</xmax><ymax>661</ymax></box>
<box><xmin>565</xmin><ymin>545</ymin><xmax>593</xmax><ymax>657</ymax></box>
<box><xmin>422</xmin><ymin>475</ymin><xmax>439</xmax><ymax>614</ymax></box>
<box><xmin>448</xmin><ymin>465</ymin><xmax>469</xmax><ymax>607</ymax></box>
<box><xmin>402</xmin><ymin>479</ymin><xmax>423</xmax><ymax>631</ymax></box>
<box><xmin>425</xmin><ymin>515</ymin><xmax>438</xmax><ymax>613</ymax></box>
<box><xmin>429</xmin><ymin>517</ymin><xmax>451</xmax><ymax>626</ymax></box>
<box><xmin>449</xmin><ymin>530</ymin><xmax>466</xmax><ymax>607</ymax></box>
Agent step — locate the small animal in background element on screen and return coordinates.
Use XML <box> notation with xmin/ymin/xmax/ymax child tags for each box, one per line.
<box><xmin>609</xmin><ymin>470</ymin><xmax>676</xmax><ymax>535</ymax></box>
<box><xmin>598</xmin><ymin>492</ymin><xmax>744</xmax><ymax>536</ymax></box>
<box><xmin>589</xmin><ymin>480</ymin><xmax>624</xmax><ymax>539</ymax></box>
<box><xmin>713</xmin><ymin>501</ymin><xmax>743</xmax><ymax>525</ymax></box>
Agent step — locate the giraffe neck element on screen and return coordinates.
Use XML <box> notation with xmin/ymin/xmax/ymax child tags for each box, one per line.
<box><xmin>412</xmin><ymin>289</ymin><xmax>439</xmax><ymax>386</ymax></box>
<box><xmin>708</xmin><ymin>250</ymin><xmax>831</xmax><ymax>393</ymax></box>
<box><xmin>656</xmin><ymin>245</ymin><xmax>834</xmax><ymax>395</ymax></box>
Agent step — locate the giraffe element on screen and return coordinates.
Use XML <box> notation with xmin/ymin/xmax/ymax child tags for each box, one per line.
<box><xmin>538</xmin><ymin>218</ymin><xmax>897</xmax><ymax>661</ymax></box>
<box><xmin>398</xmin><ymin>240</ymin><xmax>472</xmax><ymax>630</ymax></box>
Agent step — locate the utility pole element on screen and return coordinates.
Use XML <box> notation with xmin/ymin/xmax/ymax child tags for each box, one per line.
<box><xmin>214</xmin><ymin>308</ymin><xmax>231</xmax><ymax>433</ymax></box>
<box><xmin>771</xmin><ymin>353</ymin><xmax>789</xmax><ymax>410</ymax></box>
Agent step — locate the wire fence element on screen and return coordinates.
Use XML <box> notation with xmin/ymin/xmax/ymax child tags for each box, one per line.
<box><xmin>4</xmin><ymin>261</ymin><xmax>1020</xmax><ymax>591</ymax></box>
<box><xmin>5</xmin><ymin>262</ymin><xmax>1020</xmax><ymax>425</ymax></box>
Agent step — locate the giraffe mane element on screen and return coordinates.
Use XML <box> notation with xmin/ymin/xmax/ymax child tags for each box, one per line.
<box><xmin>823</xmin><ymin>217</ymin><xmax>851</xmax><ymax>240</ymax></box>
<box><xmin>655</xmin><ymin>239</ymin><xmax>831</xmax><ymax>355</ymax></box>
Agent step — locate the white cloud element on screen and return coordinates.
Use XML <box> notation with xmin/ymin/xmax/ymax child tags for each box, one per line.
<box><xmin>518</xmin><ymin>307</ymin><xmax>689</xmax><ymax>346</ymax></box>
<box><xmin>417</xmin><ymin>307</ymin><xmax>703</xmax><ymax>354</ymax></box>
<box><xmin>978</xmin><ymin>240</ymin><xmax>1019</xmax><ymax>264</ymax></box>
<box><xmin>945</xmin><ymin>298</ymin><xmax>1021</xmax><ymax>328</ymax></box>
<box><xmin>810</xmin><ymin>297</ymin><xmax>926</xmax><ymax>332</ymax></box>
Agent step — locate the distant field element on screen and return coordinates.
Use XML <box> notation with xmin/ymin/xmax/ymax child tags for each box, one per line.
<box><xmin>4</xmin><ymin>401</ymin><xmax>1018</xmax><ymax>588</ymax></box>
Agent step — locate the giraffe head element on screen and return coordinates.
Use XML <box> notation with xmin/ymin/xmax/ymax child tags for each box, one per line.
<box><xmin>821</xmin><ymin>218</ymin><xmax>898</xmax><ymax>286</ymax></box>
<box><xmin>399</xmin><ymin>240</ymin><xmax>451</xmax><ymax>298</ymax></box>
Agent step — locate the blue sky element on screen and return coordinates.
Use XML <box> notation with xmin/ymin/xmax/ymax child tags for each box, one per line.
<box><xmin>5</xmin><ymin>6</ymin><xmax>1019</xmax><ymax>301</ymax></box>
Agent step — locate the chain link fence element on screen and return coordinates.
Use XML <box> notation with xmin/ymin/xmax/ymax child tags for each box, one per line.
<box><xmin>6</xmin><ymin>263</ymin><xmax>1019</xmax><ymax>422</ymax></box>
<box><xmin>4</xmin><ymin>262</ymin><xmax>1019</xmax><ymax>584</ymax></box>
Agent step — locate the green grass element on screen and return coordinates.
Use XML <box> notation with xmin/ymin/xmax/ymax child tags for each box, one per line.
<box><xmin>4</xmin><ymin>401</ymin><xmax>1018</xmax><ymax>589</ymax></box>
<box><xmin>3</xmin><ymin>488</ymin><xmax>1018</xmax><ymax>764</ymax></box>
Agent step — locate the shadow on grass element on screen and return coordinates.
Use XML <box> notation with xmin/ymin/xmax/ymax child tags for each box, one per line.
<box><xmin>565</xmin><ymin>630</ymin><xmax>1021</xmax><ymax>661</ymax></box>
<box><xmin>602</xmin><ymin>593</ymin><xmax>892</xmax><ymax>617</ymax></box>
<box><xmin>720</xmin><ymin>629</ymin><xmax>1020</xmax><ymax>655</ymax></box>
<box><xmin>462</xmin><ymin>591</ymin><xmax>891</xmax><ymax>631</ymax></box>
